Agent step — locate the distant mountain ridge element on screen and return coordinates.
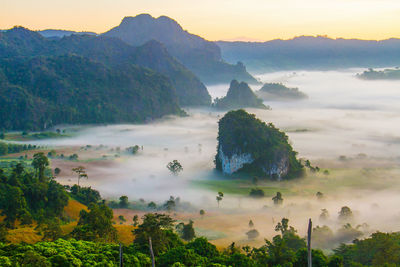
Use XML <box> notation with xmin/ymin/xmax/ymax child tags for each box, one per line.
<box><xmin>38</xmin><ymin>29</ymin><xmax>97</xmax><ymax>38</ymax></box>
<box><xmin>103</xmin><ymin>14</ymin><xmax>258</xmax><ymax>84</ymax></box>
<box><xmin>217</xmin><ymin>36</ymin><xmax>400</xmax><ymax>73</ymax></box>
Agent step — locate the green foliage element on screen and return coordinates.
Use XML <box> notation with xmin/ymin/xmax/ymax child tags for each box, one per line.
<box><xmin>0</xmin><ymin>158</ymin><xmax>68</xmax><ymax>227</ymax></box>
<box><xmin>215</xmin><ymin>109</ymin><xmax>304</xmax><ymax>179</ymax></box>
<box><xmin>273</xmin><ymin>192</ymin><xmax>283</xmax><ymax>205</ymax></box>
<box><xmin>32</xmin><ymin>152</ymin><xmax>49</xmax><ymax>182</ymax></box>
<box><xmin>0</xmin><ymin>238</ymin><xmax>151</xmax><ymax>266</ymax></box>
<box><xmin>186</xmin><ymin>237</ymin><xmax>219</xmax><ymax>259</ymax></box>
<box><xmin>133</xmin><ymin>213</ymin><xmax>181</xmax><ymax>256</ymax></box>
<box><xmin>42</xmin><ymin>218</ymin><xmax>63</xmax><ymax>241</ymax></box>
<box><xmin>0</xmin><ymin>141</ymin><xmax>37</xmax><ymax>156</ymax></box>
<box><xmin>70</xmin><ymin>203</ymin><xmax>117</xmax><ymax>242</ymax></box>
<box><xmin>167</xmin><ymin>160</ymin><xmax>183</xmax><ymax>175</ymax></box>
<box><xmin>157</xmin><ymin>246</ymin><xmax>207</xmax><ymax>267</ymax></box>
<box><xmin>119</xmin><ymin>195</ymin><xmax>129</xmax><ymax>208</ymax></box>
<box><xmin>249</xmin><ymin>188</ymin><xmax>265</xmax><ymax>198</ymax></box>
<box><xmin>334</xmin><ymin>232</ymin><xmax>400</xmax><ymax>266</ymax></box>
<box><xmin>0</xmin><ymin>53</ymin><xmax>182</xmax><ymax>131</ymax></box>
<box><xmin>126</xmin><ymin>145</ymin><xmax>140</xmax><ymax>155</ymax></box>
<box><xmin>176</xmin><ymin>220</ymin><xmax>195</xmax><ymax>241</ymax></box>
<box><xmin>69</xmin><ymin>185</ymin><xmax>101</xmax><ymax>206</ymax></box>
<box><xmin>294</xmin><ymin>248</ymin><xmax>328</xmax><ymax>267</ymax></box>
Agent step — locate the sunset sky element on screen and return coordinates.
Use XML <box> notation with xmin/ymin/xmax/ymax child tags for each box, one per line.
<box><xmin>2</xmin><ymin>0</ymin><xmax>400</xmax><ymax>41</ymax></box>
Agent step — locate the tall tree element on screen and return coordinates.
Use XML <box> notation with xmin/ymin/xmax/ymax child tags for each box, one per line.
<box><xmin>72</xmin><ymin>166</ymin><xmax>88</xmax><ymax>187</ymax></box>
<box><xmin>32</xmin><ymin>153</ymin><xmax>49</xmax><ymax>182</ymax></box>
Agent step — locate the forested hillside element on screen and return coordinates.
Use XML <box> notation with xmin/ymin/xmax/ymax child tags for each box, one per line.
<box><xmin>0</xmin><ymin>27</ymin><xmax>216</xmax><ymax>130</ymax></box>
<box><xmin>0</xmin><ymin>53</ymin><xmax>182</xmax><ymax>130</ymax></box>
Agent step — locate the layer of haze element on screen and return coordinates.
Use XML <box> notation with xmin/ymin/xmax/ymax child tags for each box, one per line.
<box><xmin>31</xmin><ymin>69</ymin><xmax>400</xmax><ymax>246</ymax></box>
<box><xmin>2</xmin><ymin>0</ymin><xmax>400</xmax><ymax>41</ymax></box>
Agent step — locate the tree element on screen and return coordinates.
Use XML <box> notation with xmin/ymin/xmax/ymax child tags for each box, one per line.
<box><xmin>72</xmin><ymin>166</ymin><xmax>88</xmax><ymax>187</ymax></box>
<box><xmin>0</xmin><ymin>223</ymin><xmax>8</xmax><ymax>243</ymax></box>
<box><xmin>54</xmin><ymin>167</ymin><xmax>61</xmax><ymax>176</ymax></box>
<box><xmin>246</xmin><ymin>229</ymin><xmax>260</xmax><ymax>240</ymax></box>
<box><xmin>272</xmin><ymin>192</ymin><xmax>283</xmax><ymax>205</ymax></box>
<box><xmin>133</xmin><ymin>215</ymin><xmax>139</xmax><ymax>227</ymax></box>
<box><xmin>199</xmin><ymin>209</ymin><xmax>205</xmax><ymax>218</ymax></box>
<box><xmin>275</xmin><ymin>218</ymin><xmax>291</xmax><ymax>235</ymax></box>
<box><xmin>133</xmin><ymin>213</ymin><xmax>180</xmax><ymax>256</ymax></box>
<box><xmin>320</xmin><ymin>209</ymin><xmax>329</xmax><ymax>221</ymax></box>
<box><xmin>167</xmin><ymin>160</ymin><xmax>183</xmax><ymax>175</ymax></box>
<box><xmin>42</xmin><ymin>218</ymin><xmax>62</xmax><ymax>241</ymax></box>
<box><xmin>186</xmin><ymin>237</ymin><xmax>219</xmax><ymax>259</ymax></box>
<box><xmin>0</xmin><ymin>133</ymin><xmax>4</xmax><ymax>140</ymax></box>
<box><xmin>216</xmin><ymin>192</ymin><xmax>224</xmax><ymax>208</ymax></box>
<box><xmin>32</xmin><ymin>153</ymin><xmax>49</xmax><ymax>182</ymax></box>
<box><xmin>176</xmin><ymin>220</ymin><xmax>196</xmax><ymax>241</ymax></box>
<box><xmin>164</xmin><ymin>196</ymin><xmax>176</xmax><ymax>212</ymax></box>
<box><xmin>119</xmin><ymin>195</ymin><xmax>129</xmax><ymax>208</ymax></box>
<box><xmin>249</xmin><ymin>188</ymin><xmax>264</xmax><ymax>198</ymax></box>
<box><xmin>148</xmin><ymin>201</ymin><xmax>157</xmax><ymax>210</ymax></box>
<box><xmin>70</xmin><ymin>203</ymin><xmax>117</xmax><ymax>242</ymax></box>
<box><xmin>0</xmin><ymin>142</ymin><xmax>8</xmax><ymax>155</ymax></box>
<box><xmin>338</xmin><ymin>206</ymin><xmax>353</xmax><ymax>222</ymax></box>
<box><xmin>295</xmin><ymin>248</ymin><xmax>328</xmax><ymax>267</ymax></box>
<box><xmin>252</xmin><ymin>176</ymin><xmax>258</xmax><ymax>185</ymax></box>
<box><xmin>0</xmin><ymin>185</ymin><xmax>29</xmax><ymax>227</ymax></box>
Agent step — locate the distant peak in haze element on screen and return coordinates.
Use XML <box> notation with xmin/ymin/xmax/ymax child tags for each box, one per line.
<box><xmin>219</xmin><ymin>35</ymin><xmax>400</xmax><ymax>44</ymax></box>
<box><xmin>120</xmin><ymin>14</ymin><xmax>183</xmax><ymax>31</ymax></box>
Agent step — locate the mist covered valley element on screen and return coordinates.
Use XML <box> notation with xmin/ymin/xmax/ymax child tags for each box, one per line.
<box><xmin>21</xmin><ymin>69</ymin><xmax>400</xmax><ymax>249</ymax></box>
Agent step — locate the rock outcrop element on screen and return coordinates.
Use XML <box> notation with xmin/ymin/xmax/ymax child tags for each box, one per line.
<box><xmin>215</xmin><ymin>110</ymin><xmax>303</xmax><ymax>179</ymax></box>
<box><xmin>213</xmin><ymin>80</ymin><xmax>268</xmax><ymax>110</ymax></box>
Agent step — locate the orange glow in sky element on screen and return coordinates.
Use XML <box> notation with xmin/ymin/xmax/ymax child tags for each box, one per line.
<box><xmin>1</xmin><ymin>0</ymin><xmax>400</xmax><ymax>41</ymax></box>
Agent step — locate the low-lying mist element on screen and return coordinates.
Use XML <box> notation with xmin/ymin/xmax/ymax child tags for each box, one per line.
<box><xmin>29</xmin><ymin>69</ymin><xmax>400</xmax><ymax>248</ymax></box>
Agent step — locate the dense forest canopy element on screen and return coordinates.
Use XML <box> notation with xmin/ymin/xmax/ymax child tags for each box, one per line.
<box><xmin>0</xmin><ymin>26</ymin><xmax>217</xmax><ymax>130</ymax></box>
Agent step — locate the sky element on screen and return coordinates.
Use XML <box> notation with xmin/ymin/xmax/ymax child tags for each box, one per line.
<box><xmin>1</xmin><ymin>0</ymin><xmax>400</xmax><ymax>41</ymax></box>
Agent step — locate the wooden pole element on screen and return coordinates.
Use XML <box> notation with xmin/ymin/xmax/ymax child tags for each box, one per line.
<box><xmin>307</xmin><ymin>218</ymin><xmax>312</xmax><ymax>267</ymax></box>
<box><xmin>119</xmin><ymin>243</ymin><xmax>123</xmax><ymax>267</ymax></box>
<box><xmin>149</xmin><ymin>237</ymin><xmax>155</xmax><ymax>267</ymax></box>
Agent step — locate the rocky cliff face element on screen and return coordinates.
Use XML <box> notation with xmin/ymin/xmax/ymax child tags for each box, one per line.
<box><xmin>218</xmin><ymin>146</ymin><xmax>254</xmax><ymax>174</ymax></box>
<box><xmin>215</xmin><ymin>110</ymin><xmax>303</xmax><ymax>179</ymax></box>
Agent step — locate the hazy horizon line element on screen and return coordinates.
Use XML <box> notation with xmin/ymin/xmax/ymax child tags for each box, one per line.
<box><xmin>2</xmin><ymin>25</ymin><xmax>399</xmax><ymax>44</ymax></box>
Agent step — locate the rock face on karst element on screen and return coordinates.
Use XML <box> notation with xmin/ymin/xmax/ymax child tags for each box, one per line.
<box><xmin>215</xmin><ymin>110</ymin><xmax>303</xmax><ymax>179</ymax></box>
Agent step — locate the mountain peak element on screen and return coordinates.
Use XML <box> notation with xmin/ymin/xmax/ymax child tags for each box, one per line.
<box><xmin>119</xmin><ymin>14</ymin><xmax>182</xmax><ymax>30</ymax></box>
